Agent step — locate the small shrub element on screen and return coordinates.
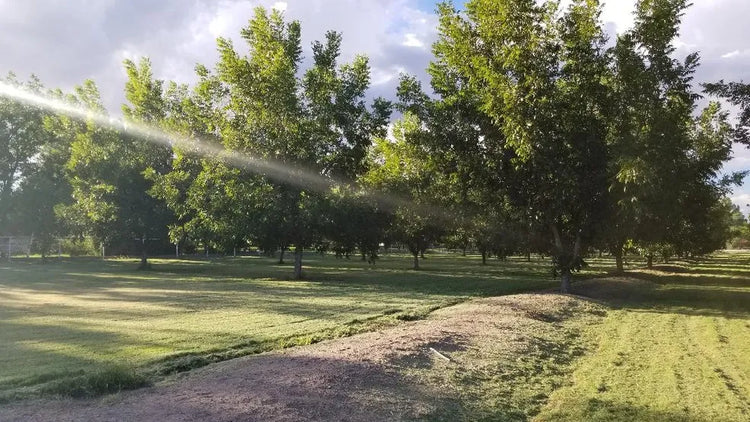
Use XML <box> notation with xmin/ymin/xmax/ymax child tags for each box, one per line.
<box><xmin>396</xmin><ymin>312</ymin><xmax>424</xmax><ymax>321</ymax></box>
<box><xmin>43</xmin><ymin>366</ymin><xmax>149</xmax><ymax>398</ymax></box>
<box><xmin>60</xmin><ymin>238</ymin><xmax>98</xmax><ymax>257</ymax></box>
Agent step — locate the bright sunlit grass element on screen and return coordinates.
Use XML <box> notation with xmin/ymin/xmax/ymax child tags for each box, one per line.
<box><xmin>534</xmin><ymin>251</ymin><xmax>750</xmax><ymax>421</ymax></box>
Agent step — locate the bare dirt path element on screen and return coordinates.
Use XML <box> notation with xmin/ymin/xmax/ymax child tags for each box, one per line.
<box><xmin>0</xmin><ymin>294</ymin><xmax>582</xmax><ymax>422</ymax></box>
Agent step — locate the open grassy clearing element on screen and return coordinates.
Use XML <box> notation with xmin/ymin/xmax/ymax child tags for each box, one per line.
<box><xmin>0</xmin><ymin>292</ymin><xmax>610</xmax><ymax>422</ymax></box>
<box><xmin>370</xmin><ymin>251</ymin><xmax>749</xmax><ymax>421</ymax></box>
<box><xmin>0</xmin><ymin>253</ymin><xmax>750</xmax><ymax>422</ymax></box>
<box><xmin>1</xmin><ymin>251</ymin><xmax>618</xmax><ymax>400</ymax></box>
<box><xmin>533</xmin><ymin>251</ymin><xmax>750</xmax><ymax>422</ymax></box>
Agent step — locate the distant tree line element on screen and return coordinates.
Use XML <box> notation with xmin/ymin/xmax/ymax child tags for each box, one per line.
<box><xmin>1</xmin><ymin>1</ymin><xmax>749</xmax><ymax>290</ymax></box>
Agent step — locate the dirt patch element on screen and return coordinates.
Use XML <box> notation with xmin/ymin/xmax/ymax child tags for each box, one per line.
<box><xmin>0</xmin><ymin>294</ymin><xmax>596</xmax><ymax>422</ymax></box>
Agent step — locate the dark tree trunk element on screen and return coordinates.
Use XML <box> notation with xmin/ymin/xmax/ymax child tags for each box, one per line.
<box><xmin>551</xmin><ymin>225</ymin><xmax>579</xmax><ymax>294</ymax></box>
<box><xmin>462</xmin><ymin>246</ymin><xmax>467</xmax><ymax>257</ymax></box>
<box><xmin>615</xmin><ymin>251</ymin><xmax>624</xmax><ymax>273</ymax></box>
<box><xmin>412</xmin><ymin>251</ymin><xmax>420</xmax><ymax>270</ymax></box>
<box><xmin>139</xmin><ymin>236</ymin><xmax>149</xmax><ymax>270</ymax></box>
<box><xmin>278</xmin><ymin>248</ymin><xmax>285</xmax><ymax>264</ymax></box>
<box><xmin>526</xmin><ymin>251</ymin><xmax>531</xmax><ymax>262</ymax></box>
<box><xmin>647</xmin><ymin>255</ymin><xmax>653</xmax><ymax>269</ymax></box>
<box><xmin>613</xmin><ymin>244</ymin><xmax>624</xmax><ymax>273</ymax></box>
<box><xmin>293</xmin><ymin>247</ymin><xmax>303</xmax><ymax>279</ymax></box>
<box><xmin>481</xmin><ymin>250</ymin><xmax>487</xmax><ymax>265</ymax></box>
<box><xmin>561</xmin><ymin>268</ymin><xmax>572</xmax><ymax>294</ymax></box>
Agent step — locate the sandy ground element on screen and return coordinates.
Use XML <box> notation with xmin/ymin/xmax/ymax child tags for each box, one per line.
<box><xmin>0</xmin><ymin>293</ymin><xmax>580</xmax><ymax>422</ymax></box>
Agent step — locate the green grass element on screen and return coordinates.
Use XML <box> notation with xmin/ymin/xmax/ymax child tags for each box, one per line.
<box><xmin>403</xmin><ymin>296</ymin><xmax>609</xmax><ymax>422</ymax></box>
<box><xmin>0</xmin><ymin>252</ymin><xmax>574</xmax><ymax>400</ymax></box>
<box><xmin>535</xmin><ymin>251</ymin><xmax>750</xmax><ymax>422</ymax></box>
<box><xmin>6</xmin><ymin>250</ymin><xmax>746</xmax><ymax>420</ymax></box>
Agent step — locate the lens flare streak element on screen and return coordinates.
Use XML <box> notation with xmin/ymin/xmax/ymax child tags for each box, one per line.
<box><xmin>0</xmin><ymin>81</ymin><xmax>449</xmax><ymax>219</ymax></box>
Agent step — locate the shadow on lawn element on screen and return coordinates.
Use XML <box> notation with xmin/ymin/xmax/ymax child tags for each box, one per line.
<box><xmin>3</xmin><ymin>254</ymin><xmax>557</xmax><ymax>299</ymax></box>
<box><xmin>572</xmin><ymin>397</ymin><xmax>716</xmax><ymax>422</ymax></box>
<box><xmin>572</xmin><ymin>254</ymin><xmax>750</xmax><ymax>320</ymax></box>
<box><xmin>0</xmin><ymin>253</ymin><xmax>561</xmax><ymax>400</ymax></box>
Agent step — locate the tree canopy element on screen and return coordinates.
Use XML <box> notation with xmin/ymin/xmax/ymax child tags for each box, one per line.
<box><xmin>0</xmin><ymin>2</ymin><xmax>745</xmax><ymax>288</ymax></box>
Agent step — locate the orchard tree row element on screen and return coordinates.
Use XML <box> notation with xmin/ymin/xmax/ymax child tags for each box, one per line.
<box><xmin>2</xmin><ymin>1</ymin><xmax>749</xmax><ymax>290</ymax></box>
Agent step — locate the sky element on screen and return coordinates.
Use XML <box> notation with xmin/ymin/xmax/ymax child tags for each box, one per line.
<box><xmin>1</xmin><ymin>0</ymin><xmax>749</xmax><ymax>210</ymax></box>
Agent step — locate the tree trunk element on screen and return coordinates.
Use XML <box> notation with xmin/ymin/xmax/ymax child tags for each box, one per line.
<box><xmin>481</xmin><ymin>250</ymin><xmax>487</xmax><ymax>265</ymax></box>
<box><xmin>412</xmin><ymin>252</ymin><xmax>420</xmax><ymax>270</ymax></box>
<box><xmin>561</xmin><ymin>268</ymin><xmax>572</xmax><ymax>294</ymax></box>
<box><xmin>293</xmin><ymin>247</ymin><xmax>303</xmax><ymax>279</ymax></box>
<box><xmin>647</xmin><ymin>254</ymin><xmax>653</xmax><ymax>269</ymax></box>
<box><xmin>613</xmin><ymin>242</ymin><xmax>624</xmax><ymax>273</ymax></box>
<box><xmin>615</xmin><ymin>250</ymin><xmax>624</xmax><ymax>273</ymax></box>
<box><xmin>462</xmin><ymin>246</ymin><xmax>467</xmax><ymax>257</ymax></box>
<box><xmin>139</xmin><ymin>236</ymin><xmax>149</xmax><ymax>270</ymax></box>
<box><xmin>526</xmin><ymin>251</ymin><xmax>531</xmax><ymax>262</ymax></box>
<box><xmin>278</xmin><ymin>248</ymin><xmax>285</xmax><ymax>264</ymax></box>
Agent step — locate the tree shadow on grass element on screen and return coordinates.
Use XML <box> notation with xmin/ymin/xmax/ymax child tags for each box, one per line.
<box><xmin>554</xmin><ymin>397</ymin><xmax>716</xmax><ymax>422</ymax></box>
<box><xmin>572</xmin><ymin>266</ymin><xmax>750</xmax><ymax>320</ymax></box>
<box><xmin>0</xmin><ymin>320</ymin><xmax>131</xmax><ymax>394</ymax></box>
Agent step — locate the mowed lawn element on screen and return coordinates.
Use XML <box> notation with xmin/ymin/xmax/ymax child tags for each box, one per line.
<box><xmin>0</xmin><ymin>252</ymin><xmax>564</xmax><ymax>399</ymax></box>
<box><xmin>3</xmin><ymin>250</ymin><xmax>748</xmax><ymax>420</ymax></box>
<box><xmin>536</xmin><ymin>251</ymin><xmax>750</xmax><ymax>422</ymax></box>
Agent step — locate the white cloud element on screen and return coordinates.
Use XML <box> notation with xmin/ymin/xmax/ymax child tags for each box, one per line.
<box><xmin>730</xmin><ymin>193</ymin><xmax>750</xmax><ymax>211</ymax></box>
<box><xmin>600</xmin><ymin>0</ymin><xmax>636</xmax><ymax>34</ymax></box>
<box><xmin>720</xmin><ymin>49</ymin><xmax>750</xmax><ymax>59</ymax></box>
<box><xmin>272</xmin><ymin>1</ymin><xmax>288</xmax><ymax>12</ymax></box>
<box><xmin>402</xmin><ymin>33</ymin><xmax>424</xmax><ymax>48</ymax></box>
<box><xmin>372</xmin><ymin>66</ymin><xmax>405</xmax><ymax>86</ymax></box>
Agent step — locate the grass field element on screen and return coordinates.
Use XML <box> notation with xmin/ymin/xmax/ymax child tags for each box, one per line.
<box><xmin>0</xmin><ymin>252</ymin><xmax>578</xmax><ymax>400</ymax></box>
<box><xmin>535</xmin><ymin>251</ymin><xmax>750</xmax><ymax>421</ymax></box>
<box><xmin>1</xmin><ymin>251</ymin><xmax>748</xmax><ymax>421</ymax></box>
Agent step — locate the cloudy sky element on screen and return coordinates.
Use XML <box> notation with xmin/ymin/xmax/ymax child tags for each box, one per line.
<box><xmin>2</xmin><ymin>0</ymin><xmax>749</xmax><ymax>209</ymax></box>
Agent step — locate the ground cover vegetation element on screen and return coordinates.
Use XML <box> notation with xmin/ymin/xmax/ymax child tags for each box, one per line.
<box><xmin>396</xmin><ymin>251</ymin><xmax>750</xmax><ymax>421</ymax></box>
<box><xmin>0</xmin><ymin>252</ymin><xmax>607</xmax><ymax>401</ymax></box>
<box><xmin>0</xmin><ymin>251</ymin><xmax>747</xmax><ymax>421</ymax></box>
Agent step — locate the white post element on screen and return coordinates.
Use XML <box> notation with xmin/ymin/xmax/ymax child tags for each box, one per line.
<box><xmin>7</xmin><ymin>236</ymin><xmax>12</xmax><ymax>261</ymax></box>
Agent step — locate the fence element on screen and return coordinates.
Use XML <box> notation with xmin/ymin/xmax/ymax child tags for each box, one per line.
<box><xmin>0</xmin><ymin>236</ymin><xmax>33</xmax><ymax>260</ymax></box>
